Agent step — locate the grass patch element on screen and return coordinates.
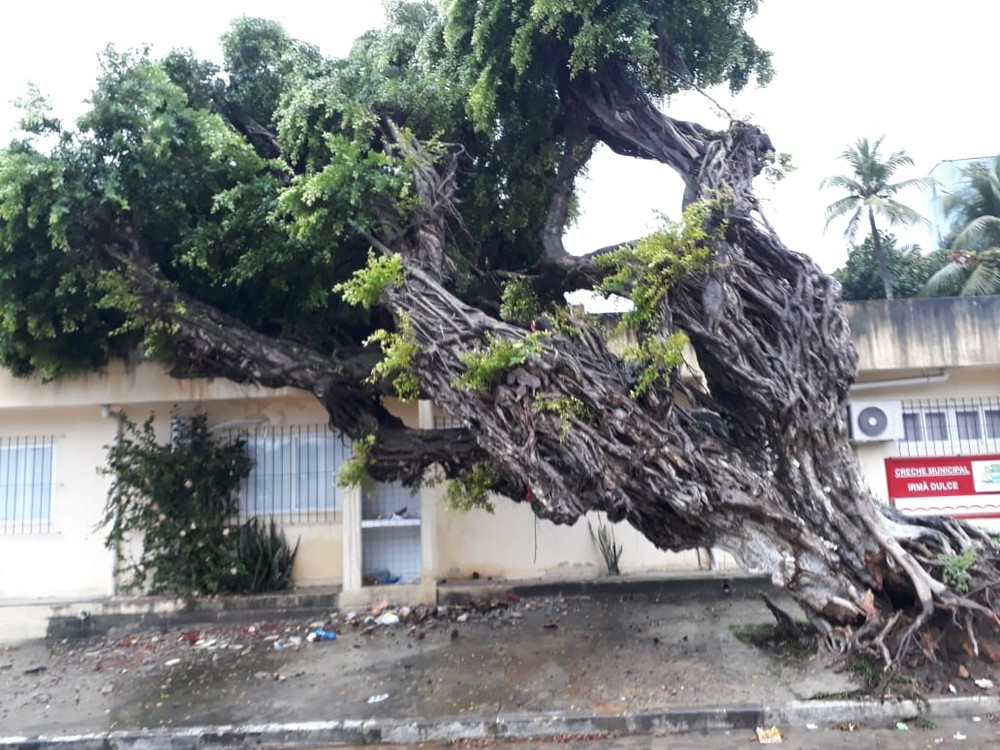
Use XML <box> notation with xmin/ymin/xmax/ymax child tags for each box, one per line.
<box><xmin>729</xmin><ymin>622</ymin><xmax>813</xmax><ymax>666</ymax></box>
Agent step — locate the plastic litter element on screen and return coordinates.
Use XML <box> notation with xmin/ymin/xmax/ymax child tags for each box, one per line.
<box><xmin>973</xmin><ymin>678</ymin><xmax>994</xmax><ymax>689</ymax></box>
<box><xmin>367</xmin><ymin>693</ymin><xmax>390</xmax><ymax>704</ymax></box>
<box><xmin>376</xmin><ymin>612</ymin><xmax>400</xmax><ymax>626</ymax></box>
<box><xmin>953</xmin><ymin>732</ymin><xmax>967</xmax><ymax>740</ymax></box>
<box><xmin>755</xmin><ymin>726</ymin><xmax>783</xmax><ymax>744</ymax></box>
<box><xmin>895</xmin><ymin>721</ymin><xmax>909</xmax><ymax>731</ymax></box>
<box><xmin>307</xmin><ymin>628</ymin><xmax>338</xmax><ymax>642</ymax></box>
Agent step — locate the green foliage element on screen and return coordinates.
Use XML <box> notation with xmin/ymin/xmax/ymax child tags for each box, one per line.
<box><xmin>596</xmin><ymin>200</ymin><xmax>718</xmax><ymax>332</ymax></box>
<box><xmin>234</xmin><ymin>517</ymin><xmax>300</xmax><ymax>593</ymax></box>
<box><xmin>588</xmin><ymin>517</ymin><xmax>623</xmax><ymax>575</ymax></box>
<box><xmin>535</xmin><ymin>394</ymin><xmax>589</xmax><ymax>441</ymax></box>
<box><xmin>940</xmin><ymin>548</ymin><xmax>976</xmax><ymax>594</ymax></box>
<box><xmin>832</xmin><ymin>233</ymin><xmax>948</xmax><ymax>301</ymax></box>
<box><xmin>455</xmin><ymin>331</ymin><xmax>544</xmax><ymax>391</ymax></box>
<box><xmin>446</xmin><ymin>461</ymin><xmax>498</xmax><ymax>513</ymax></box>
<box><xmin>100</xmin><ymin>413</ymin><xmax>254</xmax><ymax>595</ymax></box>
<box><xmin>364</xmin><ymin>316</ymin><xmax>421</xmax><ymax>401</ymax></box>
<box><xmin>1</xmin><ymin>5</ymin><xmax>775</xmax><ymax>383</ymax></box>
<box><xmin>499</xmin><ymin>278</ymin><xmax>540</xmax><ymax>326</ymax></box>
<box><xmin>334</xmin><ymin>251</ymin><xmax>407</xmax><ymax>309</ymax></box>
<box><xmin>821</xmin><ymin>136</ymin><xmax>931</xmax><ymax>299</ymax></box>
<box><xmin>761</xmin><ymin>151</ymin><xmax>796</xmax><ymax>184</ymax></box>
<box><xmin>622</xmin><ymin>332</ymin><xmax>689</xmax><ymax>399</ymax></box>
<box><xmin>338</xmin><ymin>434</ymin><xmax>376</xmax><ymax>490</ymax></box>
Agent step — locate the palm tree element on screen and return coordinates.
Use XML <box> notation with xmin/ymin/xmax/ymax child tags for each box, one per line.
<box><xmin>923</xmin><ymin>157</ymin><xmax>1000</xmax><ymax>296</ymax></box>
<box><xmin>821</xmin><ymin>137</ymin><xmax>931</xmax><ymax>299</ymax></box>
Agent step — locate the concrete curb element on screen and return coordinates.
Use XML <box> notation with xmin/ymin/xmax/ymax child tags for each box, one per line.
<box><xmin>3</xmin><ymin>696</ymin><xmax>998</xmax><ymax>749</ymax></box>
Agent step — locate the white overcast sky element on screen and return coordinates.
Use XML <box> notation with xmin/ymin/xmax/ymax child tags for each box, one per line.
<box><xmin>2</xmin><ymin>0</ymin><xmax>997</xmax><ymax>272</ymax></box>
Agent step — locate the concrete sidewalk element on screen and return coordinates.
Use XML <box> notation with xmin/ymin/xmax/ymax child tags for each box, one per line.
<box><xmin>1</xmin><ymin>577</ymin><xmax>998</xmax><ymax>748</ymax></box>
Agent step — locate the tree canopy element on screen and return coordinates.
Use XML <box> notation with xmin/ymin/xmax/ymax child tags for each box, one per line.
<box><xmin>831</xmin><ymin>233</ymin><xmax>946</xmax><ymax>301</ymax></box>
<box><xmin>923</xmin><ymin>156</ymin><xmax>1000</xmax><ymax>296</ymax></box>
<box><xmin>3</xmin><ymin>1</ymin><xmax>999</xmax><ymax>675</ymax></box>
<box><xmin>820</xmin><ymin>136</ymin><xmax>930</xmax><ymax>300</ymax></box>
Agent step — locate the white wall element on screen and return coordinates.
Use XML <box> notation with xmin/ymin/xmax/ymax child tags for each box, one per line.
<box><xmin>0</xmin><ymin>407</ymin><xmax>118</xmax><ymax>599</ymax></box>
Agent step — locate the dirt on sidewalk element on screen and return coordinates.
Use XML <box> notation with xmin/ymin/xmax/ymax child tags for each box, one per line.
<box><xmin>0</xmin><ymin>584</ymin><xmax>991</xmax><ymax>738</ymax></box>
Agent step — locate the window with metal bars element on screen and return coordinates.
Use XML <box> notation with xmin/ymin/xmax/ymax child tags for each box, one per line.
<box><xmin>898</xmin><ymin>398</ymin><xmax>1000</xmax><ymax>457</ymax></box>
<box><xmin>1</xmin><ymin>436</ymin><xmax>54</xmax><ymax>535</ymax></box>
<box><xmin>230</xmin><ymin>424</ymin><xmax>350</xmax><ymax>523</ymax></box>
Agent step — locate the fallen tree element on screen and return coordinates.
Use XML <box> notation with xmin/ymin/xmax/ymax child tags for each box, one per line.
<box><xmin>1</xmin><ymin>1</ymin><xmax>998</xmax><ymax>671</ymax></box>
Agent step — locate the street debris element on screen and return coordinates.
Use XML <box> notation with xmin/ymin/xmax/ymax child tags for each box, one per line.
<box><xmin>306</xmin><ymin>628</ymin><xmax>338</xmax><ymax>642</ymax></box>
<box><xmin>367</xmin><ymin>692</ymin><xmax>390</xmax><ymax>704</ymax></box>
<box><xmin>973</xmin><ymin>678</ymin><xmax>994</xmax><ymax>689</ymax></box>
<box><xmin>895</xmin><ymin>721</ymin><xmax>909</xmax><ymax>731</ymax></box>
<box><xmin>755</xmin><ymin>725</ymin><xmax>783</xmax><ymax>744</ymax></box>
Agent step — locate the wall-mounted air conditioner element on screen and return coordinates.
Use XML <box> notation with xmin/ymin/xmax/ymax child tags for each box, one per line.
<box><xmin>849</xmin><ymin>401</ymin><xmax>904</xmax><ymax>443</ymax></box>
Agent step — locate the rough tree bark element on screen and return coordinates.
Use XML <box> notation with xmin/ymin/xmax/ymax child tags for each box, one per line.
<box><xmin>95</xmin><ymin>59</ymin><xmax>1000</xmax><ymax>670</ymax></box>
<box><xmin>363</xmin><ymin>63</ymin><xmax>1000</xmax><ymax>669</ymax></box>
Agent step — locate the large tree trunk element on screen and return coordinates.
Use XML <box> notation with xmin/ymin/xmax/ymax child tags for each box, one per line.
<box><xmin>368</xmin><ymin>64</ymin><xmax>1000</xmax><ymax>668</ymax></box>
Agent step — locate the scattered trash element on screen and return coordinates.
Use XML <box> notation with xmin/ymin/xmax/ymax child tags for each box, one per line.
<box><xmin>972</xmin><ymin>716</ymin><xmax>982</xmax><ymax>722</ymax></box>
<box><xmin>372</xmin><ymin>601</ymin><xmax>389</xmax><ymax>617</ymax></box>
<box><xmin>895</xmin><ymin>721</ymin><xmax>909</xmax><ymax>731</ymax></box>
<box><xmin>307</xmin><ymin>628</ymin><xmax>338</xmax><ymax>642</ymax></box>
<box><xmin>953</xmin><ymin>732</ymin><xmax>967</xmax><ymax>740</ymax></box>
<box><xmin>100</xmin><ymin>684</ymin><xmax>114</xmax><ymax>695</ymax></box>
<box><xmin>948</xmin><ymin>684</ymin><xmax>958</xmax><ymax>693</ymax></box>
<box><xmin>543</xmin><ymin>620</ymin><xmax>560</xmax><ymax>629</ymax></box>
<box><xmin>272</xmin><ymin>636</ymin><xmax>304</xmax><ymax>651</ymax></box>
<box><xmin>974</xmin><ymin>678</ymin><xmax>994</xmax><ymax>689</ymax></box>
<box><xmin>367</xmin><ymin>692</ymin><xmax>390</xmax><ymax>704</ymax></box>
<box><xmin>376</xmin><ymin>612</ymin><xmax>400</xmax><ymax>626</ymax></box>
<box><xmin>805</xmin><ymin>723</ymin><xmax>818</xmax><ymax>730</ymax></box>
<box><xmin>164</xmin><ymin>658</ymin><xmax>181</xmax><ymax>667</ymax></box>
<box><xmin>456</xmin><ymin>613</ymin><xmax>470</xmax><ymax>623</ymax></box>
<box><xmin>957</xmin><ymin>664</ymin><xmax>970</xmax><ymax>679</ymax></box>
<box><xmin>755</xmin><ymin>726</ymin><xmax>783</xmax><ymax>744</ymax></box>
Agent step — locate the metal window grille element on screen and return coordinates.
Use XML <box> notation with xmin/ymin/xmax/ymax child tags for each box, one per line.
<box><xmin>433</xmin><ymin>414</ymin><xmax>463</xmax><ymax>430</ymax></box>
<box><xmin>1</xmin><ymin>436</ymin><xmax>54</xmax><ymax>535</ymax></box>
<box><xmin>897</xmin><ymin>397</ymin><xmax>1000</xmax><ymax>457</ymax></box>
<box><xmin>227</xmin><ymin>424</ymin><xmax>350</xmax><ymax>523</ymax></box>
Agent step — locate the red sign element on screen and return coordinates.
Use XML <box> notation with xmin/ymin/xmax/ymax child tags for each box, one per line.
<box><xmin>885</xmin><ymin>455</ymin><xmax>1000</xmax><ymax>520</ymax></box>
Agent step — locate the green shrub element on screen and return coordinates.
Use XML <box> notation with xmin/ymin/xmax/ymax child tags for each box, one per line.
<box><xmin>101</xmin><ymin>412</ymin><xmax>253</xmax><ymax>595</ymax></box>
<box><xmin>234</xmin><ymin>517</ymin><xmax>300</xmax><ymax>593</ymax></box>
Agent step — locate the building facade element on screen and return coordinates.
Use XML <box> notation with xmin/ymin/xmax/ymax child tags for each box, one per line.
<box><xmin>1</xmin><ymin>297</ymin><xmax>997</xmax><ymax>627</ymax></box>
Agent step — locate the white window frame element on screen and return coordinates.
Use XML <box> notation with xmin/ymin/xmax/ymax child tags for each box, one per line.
<box><xmin>1</xmin><ymin>439</ymin><xmax>54</xmax><ymax>534</ymax></box>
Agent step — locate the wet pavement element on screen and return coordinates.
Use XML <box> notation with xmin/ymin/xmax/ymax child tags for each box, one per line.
<box><xmin>0</xmin><ymin>584</ymin><xmax>997</xmax><ymax>743</ymax></box>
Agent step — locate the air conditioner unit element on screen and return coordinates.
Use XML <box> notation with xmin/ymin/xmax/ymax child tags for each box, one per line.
<box><xmin>849</xmin><ymin>401</ymin><xmax>904</xmax><ymax>443</ymax></box>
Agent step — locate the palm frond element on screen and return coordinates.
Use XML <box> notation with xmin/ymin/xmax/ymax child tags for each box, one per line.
<box><xmin>921</xmin><ymin>261</ymin><xmax>970</xmax><ymax>296</ymax></box>
<box><xmin>823</xmin><ymin>196</ymin><xmax>861</xmax><ymax>237</ymax></box>
<box><xmin>961</xmin><ymin>263</ymin><xmax>1000</xmax><ymax>296</ymax></box>
<box><xmin>952</xmin><ymin>216</ymin><xmax>1000</xmax><ymax>249</ymax></box>
<box><xmin>867</xmin><ymin>197</ymin><xmax>928</xmax><ymax>227</ymax></box>
<box><xmin>820</xmin><ymin>175</ymin><xmax>864</xmax><ymax>194</ymax></box>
